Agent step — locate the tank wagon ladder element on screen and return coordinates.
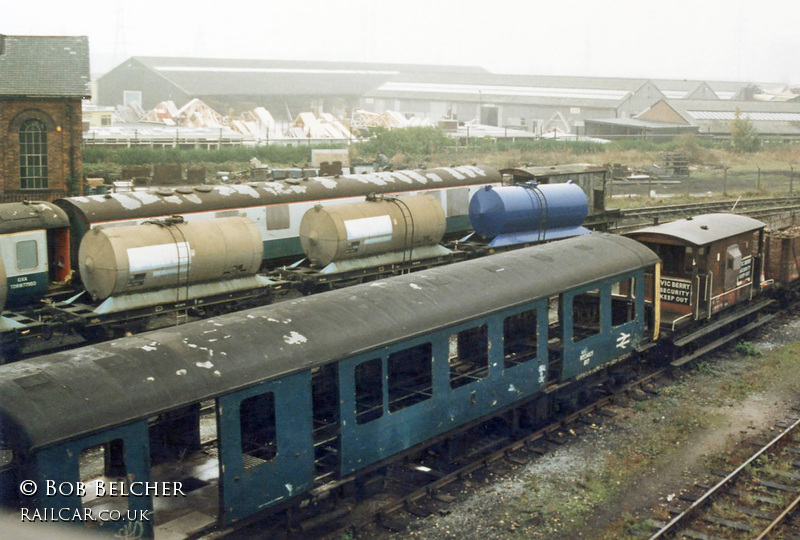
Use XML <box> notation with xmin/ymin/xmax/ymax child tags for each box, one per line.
<box><xmin>521</xmin><ymin>182</ymin><xmax>549</xmax><ymax>243</ymax></box>
<box><xmin>392</xmin><ymin>196</ymin><xmax>416</xmax><ymax>268</ymax></box>
<box><xmin>149</xmin><ymin>216</ymin><xmax>192</xmax><ymax>325</ymax></box>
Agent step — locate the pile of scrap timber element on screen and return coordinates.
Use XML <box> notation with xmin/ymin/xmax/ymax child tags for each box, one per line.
<box><xmin>285</xmin><ymin>112</ymin><xmax>353</xmax><ymax>140</ymax></box>
<box><xmin>113</xmin><ymin>99</ymin><xmax>351</xmax><ymax>141</ymax></box>
<box><xmin>768</xmin><ymin>225</ymin><xmax>800</xmax><ymax>238</ymax></box>
<box><xmin>351</xmin><ymin>109</ymin><xmax>433</xmax><ymax>129</ymax></box>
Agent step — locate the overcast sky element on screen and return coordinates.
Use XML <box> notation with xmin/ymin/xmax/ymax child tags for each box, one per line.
<box><xmin>3</xmin><ymin>0</ymin><xmax>799</xmax><ymax>85</ymax></box>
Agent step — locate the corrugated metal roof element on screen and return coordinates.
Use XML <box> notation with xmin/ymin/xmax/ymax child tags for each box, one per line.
<box><xmin>0</xmin><ymin>233</ymin><xmax>658</xmax><ymax>451</ymax></box>
<box><xmin>688</xmin><ymin>111</ymin><xmax>800</xmax><ymax>121</ymax></box>
<box><xmin>586</xmin><ymin>117</ymin><xmax>696</xmax><ymax>130</ymax></box>
<box><xmin>375</xmin><ymin>81</ymin><xmax>630</xmax><ymax>101</ymax></box>
<box><xmin>0</xmin><ymin>35</ymin><xmax>90</xmax><ymax>97</ymax></box>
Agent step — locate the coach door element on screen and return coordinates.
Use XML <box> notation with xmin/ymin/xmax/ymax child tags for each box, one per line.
<box><xmin>216</xmin><ymin>371</ymin><xmax>314</xmax><ymax>526</ymax></box>
<box><xmin>694</xmin><ymin>272</ymin><xmax>711</xmax><ymax>320</ymax></box>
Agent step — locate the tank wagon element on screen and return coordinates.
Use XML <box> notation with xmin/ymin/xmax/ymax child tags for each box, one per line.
<box><xmin>469</xmin><ymin>181</ymin><xmax>590</xmax><ymax>247</ymax></box>
<box><xmin>300</xmin><ymin>193</ymin><xmax>449</xmax><ymax>270</ymax></box>
<box><xmin>0</xmin><ymin>233</ymin><xmax>660</xmax><ymax>538</ymax></box>
<box><xmin>78</xmin><ymin>216</ymin><xmax>270</xmax><ymax>305</ymax></box>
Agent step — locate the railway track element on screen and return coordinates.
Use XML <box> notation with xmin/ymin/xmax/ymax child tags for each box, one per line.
<box><xmin>647</xmin><ymin>411</ymin><xmax>800</xmax><ymax>539</ymax></box>
<box><xmin>613</xmin><ymin>195</ymin><xmax>800</xmax><ymax>233</ymax></box>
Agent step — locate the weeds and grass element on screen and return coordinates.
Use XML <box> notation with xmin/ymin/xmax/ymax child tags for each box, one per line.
<box><xmin>735</xmin><ymin>340</ymin><xmax>762</xmax><ymax>357</ymax></box>
<box><xmin>501</xmin><ymin>337</ymin><xmax>800</xmax><ymax>538</ymax></box>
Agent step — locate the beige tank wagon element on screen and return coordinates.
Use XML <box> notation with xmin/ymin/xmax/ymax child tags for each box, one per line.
<box><xmin>300</xmin><ymin>194</ymin><xmax>447</xmax><ymax>268</ymax></box>
<box><xmin>79</xmin><ymin>216</ymin><xmax>264</xmax><ymax>301</ymax></box>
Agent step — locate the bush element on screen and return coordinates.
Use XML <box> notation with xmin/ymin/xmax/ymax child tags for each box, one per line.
<box><xmin>355</xmin><ymin>127</ymin><xmax>450</xmax><ymax>160</ymax></box>
<box><xmin>730</xmin><ymin>110</ymin><xmax>762</xmax><ymax>153</ymax></box>
<box><xmin>735</xmin><ymin>340</ymin><xmax>762</xmax><ymax>357</ymax></box>
<box><xmin>82</xmin><ymin>144</ymin><xmax>329</xmax><ymax>166</ymax></box>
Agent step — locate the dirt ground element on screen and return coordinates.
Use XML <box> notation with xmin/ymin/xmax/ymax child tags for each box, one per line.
<box><xmin>369</xmin><ymin>311</ymin><xmax>800</xmax><ymax>540</ymax></box>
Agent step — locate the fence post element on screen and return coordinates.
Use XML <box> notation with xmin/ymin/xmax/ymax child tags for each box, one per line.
<box><xmin>791</xmin><ymin>165</ymin><xmax>795</xmax><ymax>195</ymax></box>
<box><xmin>757</xmin><ymin>164</ymin><xmax>761</xmax><ymax>192</ymax></box>
<box><xmin>723</xmin><ymin>165</ymin><xmax>728</xmax><ymax>197</ymax></box>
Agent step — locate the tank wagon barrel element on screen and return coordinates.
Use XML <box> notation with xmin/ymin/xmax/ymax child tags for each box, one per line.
<box><xmin>469</xmin><ymin>182</ymin><xmax>590</xmax><ymax>246</ymax></box>
<box><xmin>300</xmin><ymin>194</ymin><xmax>447</xmax><ymax>268</ymax></box>
<box><xmin>79</xmin><ymin>216</ymin><xmax>264</xmax><ymax>301</ymax></box>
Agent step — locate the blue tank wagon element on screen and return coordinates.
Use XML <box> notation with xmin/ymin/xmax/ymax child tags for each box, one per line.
<box><xmin>0</xmin><ymin>233</ymin><xmax>659</xmax><ymax>538</ymax></box>
<box><xmin>468</xmin><ymin>182</ymin><xmax>590</xmax><ymax>246</ymax></box>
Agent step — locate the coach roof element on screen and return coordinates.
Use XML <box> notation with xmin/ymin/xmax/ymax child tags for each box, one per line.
<box><xmin>54</xmin><ymin>165</ymin><xmax>499</xmax><ymax>223</ymax></box>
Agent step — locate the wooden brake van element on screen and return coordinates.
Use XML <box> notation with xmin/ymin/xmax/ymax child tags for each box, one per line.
<box><xmin>626</xmin><ymin>213</ymin><xmax>765</xmax><ymax>333</ymax></box>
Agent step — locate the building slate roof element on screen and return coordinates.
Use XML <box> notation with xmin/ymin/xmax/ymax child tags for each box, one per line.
<box><xmin>0</xmin><ymin>35</ymin><xmax>90</xmax><ymax>98</ymax></box>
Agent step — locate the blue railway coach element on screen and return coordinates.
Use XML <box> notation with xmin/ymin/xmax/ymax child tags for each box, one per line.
<box><xmin>0</xmin><ymin>233</ymin><xmax>660</xmax><ymax>538</ymax></box>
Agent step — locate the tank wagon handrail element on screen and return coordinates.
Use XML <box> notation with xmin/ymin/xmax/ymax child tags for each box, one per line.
<box><xmin>0</xmin><ymin>233</ymin><xmax>658</xmax><ymax>452</ymax></box>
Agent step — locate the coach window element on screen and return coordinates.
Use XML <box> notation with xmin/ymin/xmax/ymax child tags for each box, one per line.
<box><xmin>504</xmin><ymin>309</ymin><xmax>538</xmax><ymax>369</ymax></box>
<box><xmin>79</xmin><ymin>440</ymin><xmax>128</xmax><ymax>513</ymax></box>
<box><xmin>388</xmin><ymin>343</ymin><xmax>433</xmax><ymax>412</ymax></box>
<box><xmin>266</xmin><ymin>205</ymin><xmax>290</xmax><ymax>230</ymax></box>
<box><xmin>19</xmin><ymin>119</ymin><xmax>48</xmax><ymax>190</ymax></box>
<box><xmin>611</xmin><ymin>278</ymin><xmax>636</xmax><ymax>326</ymax></box>
<box><xmin>355</xmin><ymin>358</ymin><xmax>383</xmax><ymax>424</ymax></box>
<box><xmin>16</xmin><ymin>240</ymin><xmax>38</xmax><ymax>270</ymax></box>
<box><xmin>572</xmin><ymin>288</ymin><xmax>601</xmax><ymax>342</ymax></box>
<box><xmin>446</xmin><ymin>188</ymin><xmax>469</xmax><ymax>217</ymax></box>
<box><xmin>449</xmin><ymin>324</ymin><xmax>489</xmax><ymax>388</ymax></box>
<box><xmin>240</xmin><ymin>393</ymin><xmax>277</xmax><ymax>465</ymax></box>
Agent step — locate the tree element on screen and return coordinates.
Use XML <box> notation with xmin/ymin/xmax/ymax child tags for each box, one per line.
<box><xmin>730</xmin><ymin>109</ymin><xmax>761</xmax><ymax>153</ymax></box>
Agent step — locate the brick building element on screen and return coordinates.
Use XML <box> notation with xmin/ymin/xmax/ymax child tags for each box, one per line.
<box><xmin>0</xmin><ymin>35</ymin><xmax>90</xmax><ymax>202</ymax></box>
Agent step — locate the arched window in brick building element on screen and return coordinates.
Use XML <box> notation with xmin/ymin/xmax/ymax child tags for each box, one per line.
<box><xmin>19</xmin><ymin>119</ymin><xmax>48</xmax><ymax>189</ymax></box>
